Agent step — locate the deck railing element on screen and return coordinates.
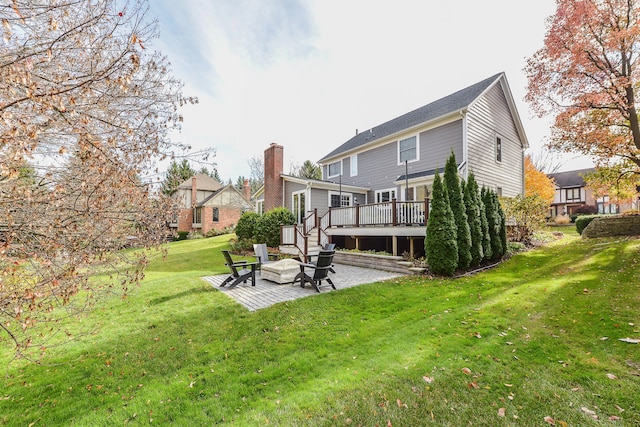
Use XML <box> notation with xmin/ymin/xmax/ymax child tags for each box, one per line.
<box><xmin>281</xmin><ymin>198</ymin><xmax>429</xmax><ymax>247</ymax></box>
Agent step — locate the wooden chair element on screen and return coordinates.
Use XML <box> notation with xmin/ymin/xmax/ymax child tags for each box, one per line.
<box><xmin>220</xmin><ymin>250</ymin><xmax>257</xmax><ymax>289</ymax></box>
<box><xmin>253</xmin><ymin>243</ymin><xmax>278</xmax><ymax>268</ymax></box>
<box><xmin>298</xmin><ymin>250</ymin><xmax>336</xmax><ymax>293</ymax></box>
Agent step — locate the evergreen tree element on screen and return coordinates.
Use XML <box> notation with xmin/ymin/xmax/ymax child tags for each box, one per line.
<box><xmin>496</xmin><ymin>192</ymin><xmax>508</xmax><ymax>256</ymax></box>
<box><xmin>443</xmin><ymin>152</ymin><xmax>472</xmax><ymax>269</ymax></box>
<box><xmin>161</xmin><ymin>159</ymin><xmax>196</xmax><ymax>196</ymax></box>
<box><xmin>464</xmin><ymin>173</ymin><xmax>484</xmax><ymax>267</ymax></box>
<box><xmin>425</xmin><ymin>172</ymin><xmax>458</xmax><ymax>276</ymax></box>
<box><xmin>479</xmin><ymin>187</ymin><xmax>492</xmax><ymax>262</ymax></box>
<box><xmin>483</xmin><ymin>187</ymin><xmax>503</xmax><ymax>260</ymax></box>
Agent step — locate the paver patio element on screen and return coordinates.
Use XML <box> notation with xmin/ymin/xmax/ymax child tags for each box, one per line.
<box><xmin>202</xmin><ymin>263</ymin><xmax>404</xmax><ymax>311</ymax></box>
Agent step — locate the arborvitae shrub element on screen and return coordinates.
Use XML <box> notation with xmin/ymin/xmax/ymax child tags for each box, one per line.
<box><xmin>464</xmin><ymin>173</ymin><xmax>484</xmax><ymax>267</ymax></box>
<box><xmin>444</xmin><ymin>152</ymin><xmax>472</xmax><ymax>269</ymax></box>
<box><xmin>483</xmin><ymin>188</ymin><xmax>503</xmax><ymax>260</ymax></box>
<box><xmin>425</xmin><ymin>172</ymin><xmax>458</xmax><ymax>276</ymax></box>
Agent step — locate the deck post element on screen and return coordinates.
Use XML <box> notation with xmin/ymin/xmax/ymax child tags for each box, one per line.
<box><xmin>355</xmin><ymin>204</ymin><xmax>360</xmax><ymax>227</ymax></box>
<box><xmin>392</xmin><ymin>236</ymin><xmax>398</xmax><ymax>256</ymax></box>
<box><xmin>392</xmin><ymin>198</ymin><xmax>397</xmax><ymax>226</ymax></box>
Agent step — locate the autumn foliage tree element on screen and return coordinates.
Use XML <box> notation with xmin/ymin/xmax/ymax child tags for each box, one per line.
<box><xmin>583</xmin><ymin>162</ymin><xmax>640</xmax><ymax>204</ymax></box>
<box><xmin>1</xmin><ymin>1</ymin><xmax>196</xmax><ymax>356</ymax></box>
<box><xmin>525</xmin><ymin>155</ymin><xmax>556</xmax><ymax>203</ymax></box>
<box><xmin>525</xmin><ymin>0</ymin><xmax>640</xmax><ymax>173</ymax></box>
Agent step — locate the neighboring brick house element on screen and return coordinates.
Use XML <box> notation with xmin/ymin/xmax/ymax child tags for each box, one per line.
<box><xmin>169</xmin><ymin>174</ymin><xmax>253</xmax><ymax>236</ymax></box>
<box><xmin>547</xmin><ymin>168</ymin><xmax>636</xmax><ymax>218</ymax></box>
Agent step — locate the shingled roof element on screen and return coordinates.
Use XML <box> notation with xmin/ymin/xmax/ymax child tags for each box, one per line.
<box><xmin>547</xmin><ymin>168</ymin><xmax>595</xmax><ymax>188</ymax></box>
<box><xmin>319</xmin><ymin>73</ymin><xmax>505</xmax><ymax>162</ymax></box>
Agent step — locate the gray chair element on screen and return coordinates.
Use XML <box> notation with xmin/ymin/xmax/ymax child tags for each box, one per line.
<box><xmin>220</xmin><ymin>250</ymin><xmax>257</xmax><ymax>289</ymax></box>
<box><xmin>253</xmin><ymin>243</ymin><xmax>278</xmax><ymax>268</ymax></box>
<box><xmin>298</xmin><ymin>250</ymin><xmax>336</xmax><ymax>293</ymax></box>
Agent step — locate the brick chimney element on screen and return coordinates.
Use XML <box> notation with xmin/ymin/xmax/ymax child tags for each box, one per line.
<box><xmin>191</xmin><ymin>176</ymin><xmax>197</xmax><ymax>207</ymax></box>
<box><xmin>243</xmin><ymin>178</ymin><xmax>251</xmax><ymax>202</ymax></box>
<box><xmin>264</xmin><ymin>143</ymin><xmax>283</xmax><ymax>211</ymax></box>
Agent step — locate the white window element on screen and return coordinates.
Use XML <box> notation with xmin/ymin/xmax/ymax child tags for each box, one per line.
<box><xmin>495</xmin><ymin>136</ymin><xmax>502</xmax><ymax>163</ymax></box>
<box><xmin>328</xmin><ymin>161</ymin><xmax>342</xmax><ymax>178</ymax></box>
<box><xmin>256</xmin><ymin>200</ymin><xmax>264</xmax><ymax>215</ymax></box>
<box><xmin>328</xmin><ymin>191</ymin><xmax>352</xmax><ymax>208</ymax></box>
<box><xmin>375</xmin><ymin>188</ymin><xmax>396</xmax><ymax>203</ymax></box>
<box><xmin>398</xmin><ymin>136</ymin><xmax>418</xmax><ymax>164</ymax></box>
<box><xmin>350</xmin><ymin>154</ymin><xmax>358</xmax><ymax>177</ymax></box>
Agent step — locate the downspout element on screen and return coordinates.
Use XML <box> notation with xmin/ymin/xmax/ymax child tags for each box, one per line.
<box><xmin>461</xmin><ymin>110</ymin><xmax>469</xmax><ymax>180</ymax></box>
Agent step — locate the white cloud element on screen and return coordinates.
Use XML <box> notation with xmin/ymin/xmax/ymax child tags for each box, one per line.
<box><xmin>149</xmin><ymin>0</ymin><xmax>594</xmax><ymax>182</ymax></box>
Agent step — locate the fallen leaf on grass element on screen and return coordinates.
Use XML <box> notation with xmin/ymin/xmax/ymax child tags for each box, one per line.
<box><xmin>544</xmin><ymin>416</ymin><xmax>555</xmax><ymax>425</ymax></box>
<box><xmin>581</xmin><ymin>407</ymin><xmax>598</xmax><ymax>419</ymax></box>
<box><xmin>474</xmin><ymin>332</ymin><xmax>482</xmax><ymax>339</ymax></box>
<box><xmin>468</xmin><ymin>382</ymin><xmax>479</xmax><ymax>389</ymax></box>
<box><xmin>609</xmin><ymin>415</ymin><xmax>621</xmax><ymax>421</ymax></box>
<box><xmin>618</xmin><ymin>338</ymin><xmax>640</xmax><ymax>344</ymax></box>
<box><xmin>396</xmin><ymin>399</ymin><xmax>407</xmax><ymax>408</ymax></box>
<box><xmin>606</xmin><ymin>373</ymin><xmax>617</xmax><ymax>380</ymax></box>
<box><xmin>462</xmin><ymin>368</ymin><xmax>471</xmax><ymax>375</ymax></box>
<box><xmin>497</xmin><ymin>407</ymin><xmax>506</xmax><ymax>417</ymax></box>
<box><xmin>422</xmin><ymin>376</ymin><xmax>434</xmax><ymax>384</ymax></box>
<box><xmin>614</xmin><ymin>404</ymin><xmax>624</xmax><ymax>413</ymax></box>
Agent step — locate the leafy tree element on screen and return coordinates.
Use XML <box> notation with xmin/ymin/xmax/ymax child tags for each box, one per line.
<box><xmin>0</xmin><ymin>0</ymin><xmax>194</xmax><ymax>355</ymax></box>
<box><xmin>525</xmin><ymin>155</ymin><xmax>556</xmax><ymax>203</ymax></box>
<box><xmin>443</xmin><ymin>152</ymin><xmax>471</xmax><ymax>269</ymax></box>
<box><xmin>583</xmin><ymin>162</ymin><xmax>640</xmax><ymax>205</ymax></box>
<box><xmin>425</xmin><ymin>172</ymin><xmax>458</xmax><ymax>276</ymax></box>
<box><xmin>464</xmin><ymin>173</ymin><xmax>484</xmax><ymax>267</ymax></box>
<box><xmin>296</xmin><ymin>160</ymin><xmax>322</xmax><ymax>180</ymax></box>
<box><xmin>525</xmin><ymin>0</ymin><xmax>640</xmax><ymax>172</ymax></box>
<box><xmin>162</xmin><ymin>159</ymin><xmax>197</xmax><ymax>196</ymax></box>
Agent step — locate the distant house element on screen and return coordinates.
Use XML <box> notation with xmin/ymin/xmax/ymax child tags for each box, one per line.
<box><xmin>169</xmin><ymin>174</ymin><xmax>253</xmax><ymax>236</ymax></box>
<box><xmin>257</xmin><ymin>73</ymin><xmax>528</xmax><ymax>256</ymax></box>
<box><xmin>547</xmin><ymin>168</ymin><xmax>636</xmax><ymax>217</ymax></box>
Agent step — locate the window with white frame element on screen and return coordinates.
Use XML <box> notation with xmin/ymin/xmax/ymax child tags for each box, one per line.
<box><xmin>328</xmin><ymin>161</ymin><xmax>342</xmax><ymax>178</ymax></box>
<box><xmin>566</xmin><ymin>188</ymin><xmax>581</xmax><ymax>202</ymax></box>
<box><xmin>256</xmin><ymin>200</ymin><xmax>264</xmax><ymax>215</ymax></box>
<box><xmin>350</xmin><ymin>154</ymin><xmax>358</xmax><ymax>177</ymax></box>
<box><xmin>495</xmin><ymin>136</ymin><xmax>502</xmax><ymax>163</ymax></box>
<box><xmin>398</xmin><ymin>136</ymin><xmax>418</xmax><ymax>164</ymax></box>
<box><xmin>376</xmin><ymin>188</ymin><xmax>396</xmax><ymax>203</ymax></box>
<box><xmin>328</xmin><ymin>191</ymin><xmax>352</xmax><ymax>208</ymax></box>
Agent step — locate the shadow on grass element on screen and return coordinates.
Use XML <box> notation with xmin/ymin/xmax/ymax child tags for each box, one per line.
<box><xmin>148</xmin><ymin>286</ymin><xmax>214</xmax><ymax>305</ymax></box>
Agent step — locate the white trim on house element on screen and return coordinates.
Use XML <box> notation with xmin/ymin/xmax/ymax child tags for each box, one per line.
<box><xmin>397</xmin><ymin>134</ymin><xmax>420</xmax><ymax>165</ymax></box>
<box><xmin>350</xmin><ymin>154</ymin><xmax>358</xmax><ymax>177</ymax></box>
<box><xmin>327</xmin><ymin>160</ymin><xmax>342</xmax><ymax>178</ymax></box>
<box><xmin>375</xmin><ymin>187</ymin><xmax>397</xmax><ymax>203</ymax></box>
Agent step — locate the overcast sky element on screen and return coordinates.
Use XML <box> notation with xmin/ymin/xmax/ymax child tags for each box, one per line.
<box><xmin>148</xmin><ymin>0</ymin><xmax>595</xmax><ymax>183</ymax></box>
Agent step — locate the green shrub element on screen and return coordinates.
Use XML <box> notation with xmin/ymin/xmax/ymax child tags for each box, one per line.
<box><xmin>256</xmin><ymin>207</ymin><xmax>296</xmax><ymax>247</ymax></box>
<box><xmin>187</xmin><ymin>230</ymin><xmax>203</xmax><ymax>240</ymax></box>
<box><xmin>230</xmin><ymin>237</ymin><xmax>255</xmax><ymax>253</ymax></box>
<box><xmin>176</xmin><ymin>231</ymin><xmax>189</xmax><ymax>241</ymax></box>
<box><xmin>501</xmin><ymin>194</ymin><xmax>548</xmax><ymax>243</ymax></box>
<box><xmin>205</xmin><ymin>226</ymin><xmax>234</xmax><ymax>238</ymax></box>
<box><xmin>464</xmin><ymin>173</ymin><xmax>484</xmax><ymax>267</ymax></box>
<box><xmin>444</xmin><ymin>152</ymin><xmax>471</xmax><ymax>269</ymax></box>
<box><xmin>425</xmin><ymin>172</ymin><xmax>458</xmax><ymax>276</ymax></box>
<box><xmin>506</xmin><ymin>241</ymin><xmax>526</xmax><ymax>255</ymax></box>
<box><xmin>576</xmin><ymin>214</ymin><xmax>606</xmax><ymax>234</ymax></box>
<box><xmin>482</xmin><ymin>187</ymin><xmax>503</xmax><ymax>260</ymax></box>
<box><xmin>235</xmin><ymin>211</ymin><xmax>259</xmax><ymax>240</ymax></box>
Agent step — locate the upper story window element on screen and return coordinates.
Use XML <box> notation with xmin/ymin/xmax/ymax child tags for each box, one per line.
<box><xmin>350</xmin><ymin>154</ymin><xmax>358</xmax><ymax>177</ymax></box>
<box><xmin>256</xmin><ymin>200</ymin><xmax>264</xmax><ymax>215</ymax></box>
<box><xmin>566</xmin><ymin>188</ymin><xmax>581</xmax><ymax>201</ymax></box>
<box><xmin>398</xmin><ymin>136</ymin><xmax>418</xmax><ymax>164</ymax></box>
<box><xmin>495</xmin><ymin>136</ymin><xmax>502</xmax><ymax>163</ymax></box>
<box><xmin>328</xmin><ymin>161</ymin><xmax>342</xmax><ymax>178</ymax></box>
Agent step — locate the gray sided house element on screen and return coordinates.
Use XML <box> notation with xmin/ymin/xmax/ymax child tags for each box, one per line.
<box><xmin>258</xmin><ymin>73</ymin><xmax>528</xmax><ymax>257</ymax></box>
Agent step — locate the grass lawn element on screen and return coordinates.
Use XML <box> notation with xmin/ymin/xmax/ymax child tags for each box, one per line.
<box><xmin>1</xmin><ymin>231</ymin><xmax>639</xmax><ymax>426</ymax></box>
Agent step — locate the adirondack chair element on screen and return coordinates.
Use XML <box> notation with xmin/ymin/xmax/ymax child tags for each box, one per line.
<box><xmin>306</xmin><ymin>243</ymin><xmax>336</xmax><ymax>273</ymax></box>
<box><xmin>253</xmin><ymin>243</ymin><xmax>278</xmax><ymax>268</ymax></box>
<box><xmin>298</xmin><ymin>250</ymin><xmax>336</xmax><ymax>293</ymax></box>
<box><xmin>220</xmin><ymin>250</ymin><xmax>257</xmax><ymax>289</ymax></box>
